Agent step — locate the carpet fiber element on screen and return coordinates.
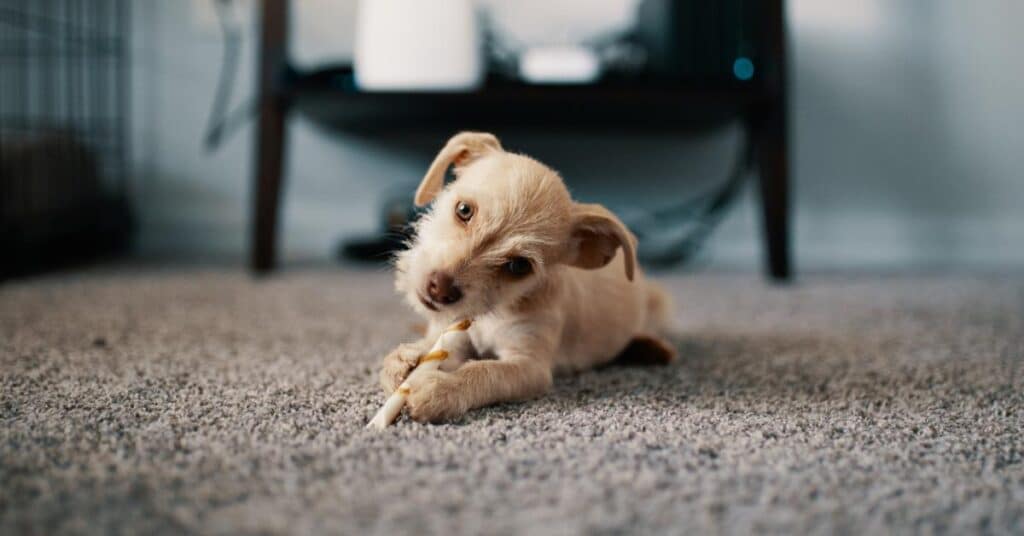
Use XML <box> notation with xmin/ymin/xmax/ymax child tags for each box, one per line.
<box><xmin>2</xmin><ymin>269</ymin><xmax>1022</xmax><ymax>534</ymax></box>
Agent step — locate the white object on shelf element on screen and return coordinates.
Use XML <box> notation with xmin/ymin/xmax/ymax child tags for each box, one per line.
<box><xmin>354</xmin><ymin>0</ymin><xmax>483</xmax><ymax>92</ymax></box>
<box><xmin>519</xmin><ymin>46</ymin><xmax>602</xmax><ymax>85</ymax></box>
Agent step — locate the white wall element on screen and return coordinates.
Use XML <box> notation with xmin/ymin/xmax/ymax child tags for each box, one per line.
<box><xmin>130</xmin><ymin>0</ymin><xmax>1024</xmax><ymax>269</ymax></box>
<box><xmin>788</xmin><ymin>0</ymin><xmax>1024</xmax><ymax>268</ymax></box>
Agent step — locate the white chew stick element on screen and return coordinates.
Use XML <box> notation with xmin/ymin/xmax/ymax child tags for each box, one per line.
<box><xmin>367</xmin><ymin>319</ymin><xmax>472</xmax><ymax>429</ymax></box>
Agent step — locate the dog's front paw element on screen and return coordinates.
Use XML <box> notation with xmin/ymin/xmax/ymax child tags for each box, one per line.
<box><xmin>379</xmin><ymin>343</ymin><xmax>424</xmax><ymax>394</ymax></box>
<box><xmin>405</xmin><ymin>370</ymin><xmax>466</xmax><ymax>423</ymax></box>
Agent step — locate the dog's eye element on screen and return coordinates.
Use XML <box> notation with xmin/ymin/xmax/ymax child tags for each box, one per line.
<box><xmin>455</xmin><ymin>201</ymin><xmax>474</xmax><ymax>222</ymax></box>
<box><xmin>503</xmin><ymin>257</ymin><xmax>533</xmax><ymax>277</ymax></box>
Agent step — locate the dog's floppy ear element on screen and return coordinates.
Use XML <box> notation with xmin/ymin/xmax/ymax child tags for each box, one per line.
<box><xmin>566</xmin><ymin>203</ymin><xmax>637</xmax><ymax>281</ymax></box>
<box><xmin>414</xmin><ymin>132</ymin><xmax>502</xmax><ymax>206</ymax></box>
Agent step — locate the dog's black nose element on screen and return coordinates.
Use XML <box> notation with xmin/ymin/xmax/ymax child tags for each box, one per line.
<box><xmin>426</xmin><ymin>271</ymin><xmax>462</xmax><ymax>305</ymax></box>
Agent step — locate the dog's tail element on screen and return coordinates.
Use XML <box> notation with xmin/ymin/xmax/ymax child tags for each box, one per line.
<box><xmin>644</xmin><ymin>281</ymin><xmax>673</xmax><ymax>335</ymax></box>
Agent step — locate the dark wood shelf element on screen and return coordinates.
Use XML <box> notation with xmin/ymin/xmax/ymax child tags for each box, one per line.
<box><xmin>289</xmin><ymin>67</ymin><xmax>772</xmax><ymax>131</ymax></box>
<box><xmin>249</xmin><ymin>0</ymin><xmax>790</xmax><ymax>280</ymax></box>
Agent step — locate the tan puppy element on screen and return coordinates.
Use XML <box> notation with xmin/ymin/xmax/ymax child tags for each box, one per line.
<box><xmin>382</xmin><ymin>132</ymin><xmax>675</xmax><ymax>423</ymax></box>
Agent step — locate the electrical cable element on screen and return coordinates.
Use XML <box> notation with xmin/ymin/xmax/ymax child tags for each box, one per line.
<box><xmin>203</xmin><ymin>0</ymin><xmax>253</xmax><ymax>151</ymax></box>
<box><xmin>628</xmin><ymin>130</ymin><xmax>753</xmax><ymax>266</ymax></box>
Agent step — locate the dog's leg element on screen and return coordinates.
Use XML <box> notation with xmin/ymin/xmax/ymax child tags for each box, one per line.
<box><xmin>611</xmin><ymin>334</ymin><xmax>677</xmax><ymax>366</ymax></box>
<box><xmin>404</xmin><ymin>356</ymin><xmax>552</xmax><ymax>423</ymax></box>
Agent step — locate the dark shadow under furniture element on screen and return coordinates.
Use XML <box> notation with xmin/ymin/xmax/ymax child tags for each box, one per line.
<box><xmin>250</xmin><ymin>0</ymin><xmax>791</xmax><ymax>281</ymax></box>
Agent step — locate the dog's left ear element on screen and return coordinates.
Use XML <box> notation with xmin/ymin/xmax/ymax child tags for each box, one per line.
<box><xmin>566</xmin><ymin>203</ymin><xmax>637</xmax><ymax>281</ymax></box>
<box><xmin>414</xmin><ymin>132</ymin><xmax>503</xmax><ymax>206</ymax></box>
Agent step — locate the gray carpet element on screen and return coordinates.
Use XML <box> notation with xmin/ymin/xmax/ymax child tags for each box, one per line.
<box><xmin>1</xmin><ymin>269</ymin><xmax>1022</xmax><ymax>535</ymax></box>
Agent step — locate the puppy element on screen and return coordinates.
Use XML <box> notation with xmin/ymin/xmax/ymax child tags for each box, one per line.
<box><xmin>381</xmin><ymin>132</ymin><xmax>675</xmax><ymax>423</ymax></box>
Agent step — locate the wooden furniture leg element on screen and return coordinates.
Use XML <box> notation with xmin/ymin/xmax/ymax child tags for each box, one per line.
<box><xmin>755</xmin><ymin>102</ymin><xmax>791</xmax><ymax>281</ymax></box>
<box><xmin>756</xmin><ymin>0</ymin><xmax>792</xmax><ymax>282</ymax></box>
<box><xmin>251</xmin><ymin>0</ymin><xmax>289</xmax><ymax>273</ymax></box>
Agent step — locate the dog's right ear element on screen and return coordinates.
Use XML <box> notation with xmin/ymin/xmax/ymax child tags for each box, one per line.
<box><xmin>565</xmin><ymin>203</ymin><xmax>638</xmax><ymax>281</ymax></box>
<box><xmin>414</xmin><ymin>132</ymin><xmax>502</xmax><ymax>206</ymax></box>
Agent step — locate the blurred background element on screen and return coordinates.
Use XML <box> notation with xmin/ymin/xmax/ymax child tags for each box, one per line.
<box><xmin>3</xmin><ymin>0</ymin><xmax>1023</xmax><ymax>279</ymax></box>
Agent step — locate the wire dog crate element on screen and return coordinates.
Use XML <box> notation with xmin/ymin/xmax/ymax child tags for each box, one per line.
<box><xmin>0</xmin><ymin>0</ymin><xmax>133</xmax><ymax>277</ymax></box>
